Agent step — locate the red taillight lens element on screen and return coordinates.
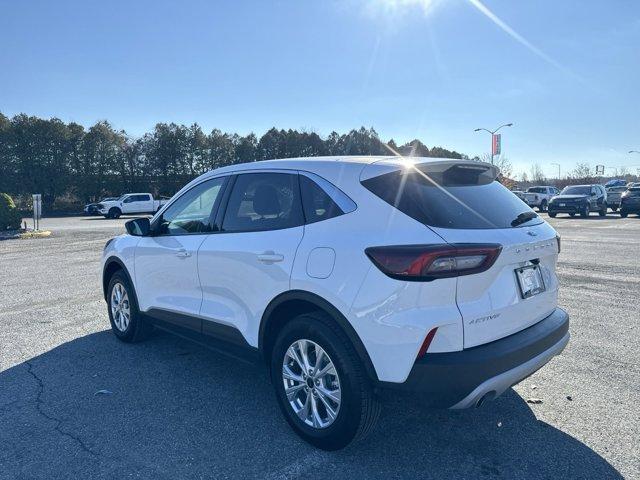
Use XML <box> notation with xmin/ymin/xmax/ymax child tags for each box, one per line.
<box><xmin>365</xmin><ymin>244</ymin><xmax>502</xmax><ymax>281</ymax></box>
<box><xmin>417</xmin><ymin>327</ymin><xmax>438</xmax><ymax>358</ymax></box>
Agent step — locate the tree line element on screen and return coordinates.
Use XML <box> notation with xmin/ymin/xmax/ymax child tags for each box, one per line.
<box><xmin>0</xmin><ymin>112</ymin><xmax>464</xmax><ymax>210</ymax></box>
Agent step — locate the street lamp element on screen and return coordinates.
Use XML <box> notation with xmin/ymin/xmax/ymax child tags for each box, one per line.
<box><xmin>551</xmin><ymin>163</ymin><xmax>561</xmax><ymax>179</ymax></box>
<box><xmin>474</xmin><ymin>123</ymin><xmax>513</xmax><ymax>165</ymax></box>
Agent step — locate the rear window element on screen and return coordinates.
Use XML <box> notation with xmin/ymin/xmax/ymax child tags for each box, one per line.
<box><xmin>527</xmin><ymin>187</ymin><xmax>546</xmax><ymax>193</ymax></box>
<box><xmin>361</xmin><ymin>163</ymin><xmax>540</xmax><ymax>229</ymax></box>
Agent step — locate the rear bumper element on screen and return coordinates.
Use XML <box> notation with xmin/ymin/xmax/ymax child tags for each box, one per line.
<box><xmin>379</xmin><ymin>307</ymin><xmax>569</xmax><ymax>408</ymax></box>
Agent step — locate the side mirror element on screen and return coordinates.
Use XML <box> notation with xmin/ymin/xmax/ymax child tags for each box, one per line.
<box><xmin>125</xmin><ymin>218</ymin><xmax>151</xmax><ymax>236</ymax></box>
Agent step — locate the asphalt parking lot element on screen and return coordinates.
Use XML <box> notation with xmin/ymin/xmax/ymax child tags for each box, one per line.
<box><xmin>1</xmin><ymin>214</ymin><xmax>638</xmax><ymax>479</ymax></box>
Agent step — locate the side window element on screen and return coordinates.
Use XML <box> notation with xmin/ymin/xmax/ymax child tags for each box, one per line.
<box><xmin>157</xmin><ymin>177</ymin><xmax>226</xmax><ymax>235</ymax></box>
<box><xmin>139</xmin><ymin>194</ymin><xmax>151</xmax><ymax>201</ymax></box>
<box><xmin>123</xmin><ymin>196</ymin><xmax>133</xmax><ymax>203</ymax></box>
<box><xmin>300</xmin><ymin>175</ymin><xmax>344</xmax><ymax>224</ymax></box>
<box><xmin>222</xmin><ymin>173</ymin><xmax>303</xmax><ymax>232</ymax></box>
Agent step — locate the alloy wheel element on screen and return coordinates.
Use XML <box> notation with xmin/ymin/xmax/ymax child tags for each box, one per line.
<box><xmin>282</xmin><ymin>339</ymin><xmax>342</xmax><ymax>429</ymax></box>
<box><xmin>110</xmin><ymin>282</ymin><xmax>131</xmax><ymax>332</ymax></box>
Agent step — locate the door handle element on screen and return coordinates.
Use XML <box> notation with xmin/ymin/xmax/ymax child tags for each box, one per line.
<box><xmin>257</xmin><ymin>251</ymin><xmax>284</xmax><ymax>264</ymax></box>
<box><xmin>176</xmin><ymin>249</ymin><xmax>192</xmax><ymax>258</ymax></box>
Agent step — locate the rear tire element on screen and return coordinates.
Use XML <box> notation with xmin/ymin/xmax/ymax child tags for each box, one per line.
<box><xmin>270</xmin><ymin>312</ymin><xmax>380</xmax><ymax>450</ymax></box>
<box><xmin>620</xmin><ymin>210</ymin><xmax>628</xmax><ymax>218</ymax></box>
<box><xmin>107</xmin><ymin>271</ymin><xmax>151</xmax><ymax>343</ymax></box>
<box><xmin>611</xmin><ymin>206</ymin><xmax>618</xmax><ymax>212</ymax></box>
<box><xmin>569</xmin><ymin>213</ymin><xmax>576</xmax><ymax>217</ymax></box>
<box><xmin>548</xmin><ymin>212</ymin><xmax>557</xmax><ymax>218</ymax></box>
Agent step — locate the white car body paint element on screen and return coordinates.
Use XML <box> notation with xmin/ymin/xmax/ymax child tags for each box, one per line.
<box><xmin>102</xmin><ymin>156</ymin><xmax>564</xmax><ymax>386</ymax></box>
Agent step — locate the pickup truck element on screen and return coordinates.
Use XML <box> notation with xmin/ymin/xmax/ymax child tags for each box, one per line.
<box><xmin>523</xmin><ymin>186</ymin><xmax>559</xmax><ymax>212</ymax></box>
<box><xmin>97</xmin><ymin>193</ymin><xmax>169</xmax><ymax>219</ymax></box>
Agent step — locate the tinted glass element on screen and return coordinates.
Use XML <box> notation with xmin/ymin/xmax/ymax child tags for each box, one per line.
<box><xmin>222</xmin><ymin>173</ymin><xmax>304</xmax><ymax>232</ymax></box>
<box><xmin>300</xmin><ymin>175</ymin><xmax>344</xmax><ymax>224</ymax></box>
<box><xmin>362</xmin><ymin>165</ymin><xmax>541</xmax><ymax>229</ymax></box>
<box><xmin>157</xmin><ymin>177</ymin><xmax>226</xmax><ymax>235</ymax></box>
<box><xmin>627</xmin><ymin>188</ymin><xmax>640</xmax><ymax>196</ymax></box>
<box><xmin>561</xmin><ymin>186</ymin><xmax>590</xmax><ymax>195</ymax></box>
<box><xmin>528</xmin><ymin>187</ymin><xmax>546</xmax><ymax>193</ymax></box>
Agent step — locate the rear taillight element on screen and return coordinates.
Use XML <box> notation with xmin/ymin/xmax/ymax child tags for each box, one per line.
<box><xmin>365</xmin><ymin>244</ymin><xmax>502</xmax><ymax>281</ymax></box>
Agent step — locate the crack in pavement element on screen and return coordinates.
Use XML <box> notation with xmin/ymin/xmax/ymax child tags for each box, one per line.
<box><xmin>25</xmin><ymin>361</ymin><xmax>99</xmax><ymax>457</ymax></box>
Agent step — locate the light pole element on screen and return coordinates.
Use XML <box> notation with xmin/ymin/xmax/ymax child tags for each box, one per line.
<box><xmin>474</xmin><ymin>123</ymin><xmax>513</xmax><ymax>165</ymax></box>
<box><xmin>551</xmin><ymin>163</ymin><xmax>561</xmax><ymax>179</ymax></box>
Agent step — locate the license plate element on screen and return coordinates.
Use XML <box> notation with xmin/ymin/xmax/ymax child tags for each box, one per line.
<box><xmin>559</xmin><ymin>203</ymin><xmax>566</xmax><ymax>207</ymax></box>
<box><xmin>516</xmin><ymin>265</ymin><xmax>546</xmax><ymax>299</ymax></box>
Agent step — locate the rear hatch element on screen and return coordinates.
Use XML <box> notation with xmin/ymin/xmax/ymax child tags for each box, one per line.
<box><xmin>429</xmin><ymin>223</ymin><xmax>558</xmax><ymax>348</ymax></box>
<box><xmin>361</xmin><ymin>159</ymin><xmax>560</xmax><ymax>349</ymax></box>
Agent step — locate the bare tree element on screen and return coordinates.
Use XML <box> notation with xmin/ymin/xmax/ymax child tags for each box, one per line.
<box><xmin>570</xmin><ymin>163</ymin><xmax>592</xmax><ymax>181</ymax></box>
<box><xmin>529</xmin><ymin>163</ymin><xmax>546</xmax><ymax>184</ymax></box>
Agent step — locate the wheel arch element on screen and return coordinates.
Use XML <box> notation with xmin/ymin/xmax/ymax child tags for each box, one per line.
<box><xmin>102</xmin><ymin>256</ymin><xmax>137</xmax><ymax>304</ymax></box>
<box><xmin>259</xmin><ymin>290</ymin><xmax>379</xmax><ymax>382</ymax></box>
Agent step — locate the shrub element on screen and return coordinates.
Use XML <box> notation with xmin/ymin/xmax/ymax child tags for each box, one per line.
<box><xmin>0</xmin><ymin>193</ymin><xmax>22</xmax><ymax>230</ymax></box>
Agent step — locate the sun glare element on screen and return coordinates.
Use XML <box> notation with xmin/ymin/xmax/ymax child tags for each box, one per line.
<box><xmin>370</xmin><ymin>0</ymin><xmax>442</xmax><ymax>16</ymax></box>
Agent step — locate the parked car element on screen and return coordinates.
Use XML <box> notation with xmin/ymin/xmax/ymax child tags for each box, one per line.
<box><xmin>523</xmin><ymin>186</ymin><xmax>559</xmax><ymax>212</ymax></box>
<box><xmin>102</xmin><ymin>156</ymin><xmax>569</xmax><ymax>450</ymax></box>
<box><xmin>620</xmin><ymin>187</ymin><xmax>640</xmax><ymax>217</ymax></box>
<box><xmin>97</xmin><ymin>193</ymin><xmax>169</xmax><ymax>219</ymax></box>
<box><xmin>605</xmin><ymin>186</ymin><xmax>627</xmax><ymax>211</ymax></box>
<box><xmin>548</xmin><ymin>184</ymin><xmax>607</xmax><ymax>218</ymax></box>
<box><xmin>605</xmin><ymin>179</ymin><xmax>627</xmax><ymax>188</ymax></box>
<box><xmin>84</xmin><ymin>197</ymin><xmax>118</xmax><ymax>215</ymax></box>
<box><xmin>511</xmin><ymin>190</ymin><xmax>526</xmax><ymax>201</ymax></box>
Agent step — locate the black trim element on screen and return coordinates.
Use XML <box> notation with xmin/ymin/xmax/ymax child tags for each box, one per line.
<box><xmin>259</xmin><ymin>290</ymin><xmax>379</xmax><ymax>382</ymax></box>
<box><xmin>148</xmin><ymin>316</ymin><xmax>260</xmax><ymax>365</ymax></box>
<box><xmin>378</xmin><ymin>307</ymin><xmax>569</xmax><ymax>407</ymax></box>
<box><xmin>145</xmin><ymin>308</ymin><xmax>201</xmax><ymax>332</ymax></box>
<box><xmin>214</xmin><ymin>174</ymin><xmax>236</xmax><ymax>230</ymax></box>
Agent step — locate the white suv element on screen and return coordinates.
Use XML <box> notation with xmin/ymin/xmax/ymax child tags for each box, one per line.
<box><xmin>102</xmin><ymin>156</ymin><xmax>569</xmax><ymax>450</ymax></box>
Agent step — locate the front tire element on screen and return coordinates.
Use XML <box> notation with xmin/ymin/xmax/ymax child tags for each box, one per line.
<box><xmin>107</xmin><ymin>271</ymin><xmax>151</xmax><ymax>342</ymax></box>
<box><xmin>581</xmin><ymin>205</ymin><xmax>590</xmax><ymax>218</ymax></box>
<box><xmin>548</xmin><ymin>212</ymin><xmax>557</xmax><ymax>218</ymax></box>
<box><xmin>599</xmin><ymin>204</ymin><xmax>607</xmax><ymax>216</ymax></box>
<box><xmin>270</xmin><ymin>312</ymin><xmax>380</xmax><ymax>450</ymax></box>
<box><xmin>108</xmin><ymin>207</ymin><xmax>121</xmax><ymax>219</ymax></box>
<box><xmin>538</xmin><ymin>200</ymin><xmax>547</xmax><ymax>212</ymax></box>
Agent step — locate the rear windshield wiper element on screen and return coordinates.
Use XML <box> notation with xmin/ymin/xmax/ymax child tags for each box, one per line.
<box><xmin>511</xmin><ymin>211</ymin><xmax>538</xmax><ymax>227</ymax></box>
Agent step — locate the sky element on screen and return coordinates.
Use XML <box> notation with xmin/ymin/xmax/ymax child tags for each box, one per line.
<box><xmin>1</xmin><ymin>0</ymin><xmax>639</xmax><ymax>178</ymax></box>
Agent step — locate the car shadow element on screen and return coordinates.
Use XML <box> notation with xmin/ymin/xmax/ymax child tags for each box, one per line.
<box><xmin>0</xmin><ymin>330</ymin><xmax>622</xmax><ymax>479</ymax></box>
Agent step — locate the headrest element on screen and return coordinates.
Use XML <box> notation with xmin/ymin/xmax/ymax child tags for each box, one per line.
<box><xmin>253</xmin><ymin>185</ymin><xmax>281</xmax><ymax>216</ymax></box>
